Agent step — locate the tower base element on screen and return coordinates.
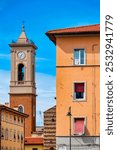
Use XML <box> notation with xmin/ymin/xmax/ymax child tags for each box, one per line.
<box><xmin>10</xmin><ymin>94</ymin><xmax>36</xmax><ymax>137</ymax></box>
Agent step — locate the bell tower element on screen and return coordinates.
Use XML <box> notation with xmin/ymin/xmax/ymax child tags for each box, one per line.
<box><xmin>9</xmin><ymin>24</ymin><xmax>37</xmax><ymax>137</ymax></box>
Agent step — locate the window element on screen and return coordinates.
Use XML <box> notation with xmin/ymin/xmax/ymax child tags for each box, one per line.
<box><xmin>21</xmin><ymin>132</ymin><xmax>23</xmax><ymax>143</ymax></box>
<box><xmin>18</xmin><ymin>105</ymin><xmax>24</xmax><ymax>113</ymax></box>
<box><xmin>6</xmin><ymin>112</ymin><xmax>8</xmax><ymax>122</ymax></box>
<box><xmin>18</xmin><ymin>117</ymin><xmax>20</xmax><ymax>123</ymax></box>
<box><xmin>17</xmin><ymin>131</ymin><xmax>20</xmax><ymax>142</ymax></box>
<box><xmin>21</xmin><ymin>118</ymin><xmax>24</xmax><ymax>124</ymax></box>
<box><xmin>74</xmin><ymin>82</ymin><xmax>85</xmax><ymax>100</ymax></box>
<box><xmin>10</xmin><ymin>129</ymin><xmax>12</xmax><ymax>140</ymax></box>
<box><xmin>10</xmin><ymin>147</ymin><xmax>12</xmax><ymax>150</ymax></box>
<box><xmin>1</xmin><ymin>111</ymin><xmax>4</xmax><ymax>120</ymax></box>
<box><xmin>1</xmin><ymin>127</ymin><xmax>4</xmax><ymax>139</ymax></box>
<box><xmin>5</xmin><ymin>147</ymin><xmax>8</xmax><ymax>150</ymax></box>
<box><xmin>74</xmin><ymin>49</ymin><xmax>85</xmax><ymax>65</ymax></box>
<box><xmin>14</xmin><ymin>130</ymin><xmax>16</xmax><ymax>142</ymax></box>
<box><xmin>5</xmin><ymin>128</ymin><xmax>8</xmax><ymax>140</ymax></box>
<box><xmin>10</xmin><ymin>114</ymin><xmax>12</xmax><ymax>122</ymax></box>
<box><xmin>14</xmin><ymin>115</ymin><xmax>16</xmax><ymax>123</ymax></box>
<box><xmin>74</xmin><ymin>118</ymin><xmax>85</xmax><ymax>135</ymax></box>
<box><xmin>1</xmin><ymin>146</ymin><xmax>4</xmax><ymax>150</ymax></box>
<box><xmin>18</xmin><ymin>64</ymin><xmax>25</xmax><ymax>81</ymax></box>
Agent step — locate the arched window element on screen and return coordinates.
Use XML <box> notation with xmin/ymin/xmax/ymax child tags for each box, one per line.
<box><xmin>18</xmin><ymin>105</ymin><xmax>24</xmax><ymax>113</ymax></box>
<box><xmin>18</xmin><ymin>64</ymin><xmax>25</xmax><ymax>81</ymax></box>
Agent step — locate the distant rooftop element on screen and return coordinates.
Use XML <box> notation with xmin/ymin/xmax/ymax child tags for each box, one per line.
<box><xmin>25</xmin><ymin>137</ymin><xmax>43</xmax><ymax>145</ymax></box>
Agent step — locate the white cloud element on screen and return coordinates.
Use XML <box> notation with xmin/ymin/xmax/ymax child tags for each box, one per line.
<box><xmin>36</xmin><ymin>57</ymin><xmax>49</xmax><ymax>61</ymax></box>
<box><xmin>0</xmin><ymin>70</ymin><xmax>10</xmax><ymax>104</ymax></box>
<box><xmin>0</xmin><ymin>54</ymin><xmax>10</xmax><ymax>59</ymax></box>
<box><xmin>36</xmin><ymin>72</ymin><xmax>56</xmax><ymax>125</ymax></box>
<box><xmin>0</xmin><ymin>70</ymin><xmax>56</xmax><ymax>126</ymax></box>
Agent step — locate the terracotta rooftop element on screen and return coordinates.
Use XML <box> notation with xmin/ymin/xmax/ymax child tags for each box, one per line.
<box><xmin>46</xmin><ymin>24</ymin><xmax>100</xmax><ymax>44</ymax></box>
<box><xmin>25</xmin><ymin>137</ymin><xmax>43</xmax><ymax>145</ymax></box>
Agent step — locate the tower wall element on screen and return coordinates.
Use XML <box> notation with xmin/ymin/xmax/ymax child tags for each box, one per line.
<box><xmin>9</xmin><ymin>26</ymin><xmax>37</xmax><ymax>137</ymax></box>
<box><xmin>10</xmin><ymin>94</ymin><xmax>36</xmax><ymax>137</ymax></box>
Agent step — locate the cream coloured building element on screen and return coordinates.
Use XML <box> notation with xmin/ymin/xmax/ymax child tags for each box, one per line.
<box><xmin>0</xmin><ymin>104</ymin><xmax>28</xmax><ymax>150</ymax></box>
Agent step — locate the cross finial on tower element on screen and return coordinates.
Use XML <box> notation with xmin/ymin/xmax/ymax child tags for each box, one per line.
<box><xmin>17</xmin><ymin>21</ymin><xmax>28</xmax><ymax>43</ymax></box>
<box><xmin>22</xmin><ymin>21</ymin><xmax>25</xmax><ymax>32</ymax></box>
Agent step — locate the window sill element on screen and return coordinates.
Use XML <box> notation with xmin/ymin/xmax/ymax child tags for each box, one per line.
<box><xmin>72</xmin><ymin>99</ymin><xmax>86</xmax><ymax>102</ymax></box>
<box><xmin>73</xmin><ymin>64</ymin><xmax>85</xmax><ymax>66</ymax></box>
<box><xmin>73</xmin><ymin>133</ymin><xmax>85</xmax><ymax>136</ymax></box>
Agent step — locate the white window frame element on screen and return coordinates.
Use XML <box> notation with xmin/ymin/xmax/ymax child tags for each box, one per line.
<box><xmin>73</xmin><ymin>116</ymin><xmax>86</xmax><ymax>135</ymax></box>
<box><xmin>73</xmin><ymin>81</ymin><xmax>86</xmax><ymax>101</ymax></box>
<box><xmin>73</xmin><ymin>48</ymin><xmax>86</xmax><ymax>65</ymax></box>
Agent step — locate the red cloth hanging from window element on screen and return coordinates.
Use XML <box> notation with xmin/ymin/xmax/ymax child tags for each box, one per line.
<box><xmin>75</xmin><ymin>83</ymin><xmax>84</xmax><ymax>92</ymax></box>
<box><xmin>74</xmin><ymin>118</ymin><xmax>84</xmax><ymax>134</ymax></box>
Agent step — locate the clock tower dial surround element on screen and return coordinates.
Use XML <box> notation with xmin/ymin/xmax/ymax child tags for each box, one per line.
<box><xmin>17</xmin><ymin>51</ymin><xmax>26</xmax><ymax>60</ymax></box>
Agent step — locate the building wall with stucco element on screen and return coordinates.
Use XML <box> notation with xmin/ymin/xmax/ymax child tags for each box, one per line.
<box><xmin>48</xmin><ymin>27</ymin><xmax>100</xmax><ymax>149</ymax></box>
<box><xmin>56</xmin><ymin>35</ymin><xmax>100</xmax><ymax>137</ymax></box>
<box><xmin>0</xmin><ymin>105</ymin><xmax>27</xmax><ymax>150</ymax></box>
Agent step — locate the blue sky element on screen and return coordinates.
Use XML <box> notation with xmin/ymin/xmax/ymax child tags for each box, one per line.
<box><xmin>0</xmin><ymin>0</ymin><xmax>100</xmax><ymax>125</ymax></box>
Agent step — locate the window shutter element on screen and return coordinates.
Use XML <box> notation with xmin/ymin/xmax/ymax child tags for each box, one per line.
<box><xmin>75</xmin><ymin>83</ymin><xmax>84</xmax><ymax>92</ymax></box>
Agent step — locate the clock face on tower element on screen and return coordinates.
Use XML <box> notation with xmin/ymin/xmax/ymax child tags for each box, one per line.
<box><xmin>18</xmin><ymin>51</ymin><xmax>26</xmax><ymax>60</ymax></box>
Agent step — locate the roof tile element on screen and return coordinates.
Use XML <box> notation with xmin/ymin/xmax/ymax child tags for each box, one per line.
<box><xmin>46</xmin><ymin>24</ymin><xmax>100</xmax><ymax>43</ymax></box>
<box><xmin>25</xmin><ymin>137</ymin><xmax>43</xmax><ymax>145</ymax></box>
<box><xmin>46</xmin><ymin>24</ymin><xmax>100</xmax><ymax>34</ymax></box>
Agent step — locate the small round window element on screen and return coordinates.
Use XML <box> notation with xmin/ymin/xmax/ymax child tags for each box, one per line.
<box><xmin>18</xmin><ymin>105</ymin><xmax>24</xmax><ymax>113</ymax></box>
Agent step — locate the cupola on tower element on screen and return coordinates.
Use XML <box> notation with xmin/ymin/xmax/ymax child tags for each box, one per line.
<box><xmin>9</xmin><ymin>24</ymin><xmax>37</xmax><ymax>137</ymax></box>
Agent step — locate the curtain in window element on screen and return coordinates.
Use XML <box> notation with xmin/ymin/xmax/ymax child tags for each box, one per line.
<box><xmin>75</xmin><ymin>83</ymin><xmax>84</xmax><ymax>92</ymax></box>
<box><xmin>74</xmin><ymin>118</ymin><xmax>84</xmax><ymax>134</ymax></box>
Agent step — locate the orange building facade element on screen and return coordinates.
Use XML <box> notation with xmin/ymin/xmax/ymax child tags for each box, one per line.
<box><xmin>46</xmin><ymin>24</ymin><xmax>100</xmax><ymax>150</ymax></box>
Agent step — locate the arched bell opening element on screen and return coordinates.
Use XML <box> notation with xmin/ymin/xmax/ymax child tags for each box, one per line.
<box><xmin>18</xmin><ymin>64</ymin><xmax>25</xmax><ymax>81</ymax></box>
